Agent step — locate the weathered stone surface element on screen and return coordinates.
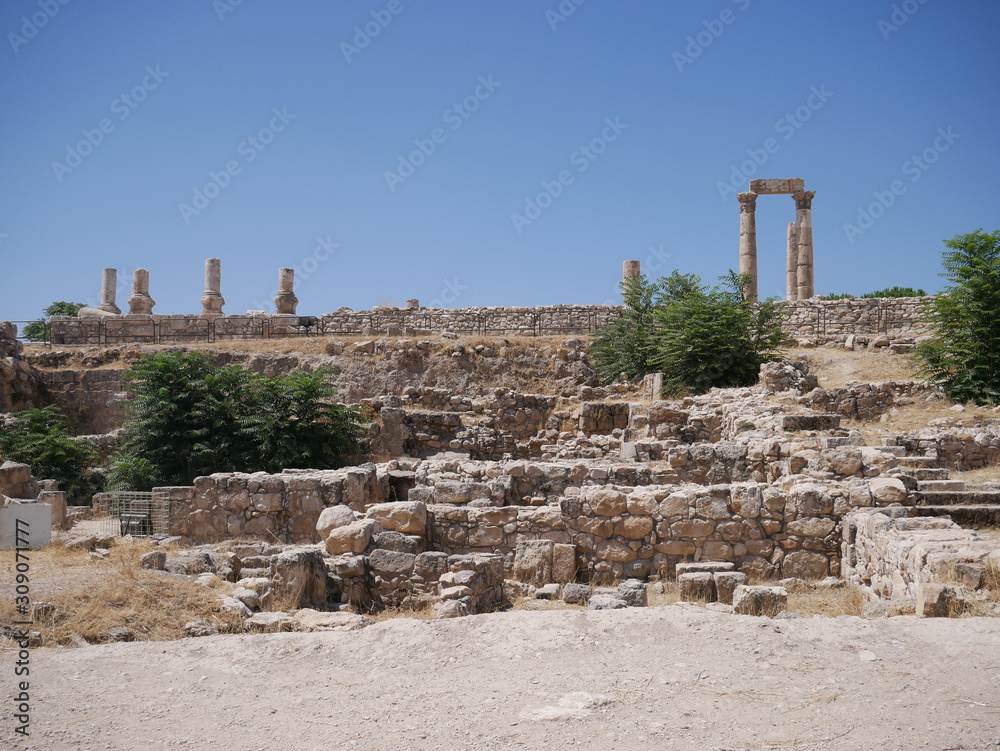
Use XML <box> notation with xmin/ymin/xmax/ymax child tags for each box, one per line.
<box><xmin>588</xmin><ymin>594</ymin><xmax>628</xmax><ymax>610</ymax></box>
<box><xmin>562</xmin><ymin>583</ymin><xmax>592</xmax><ymax>604</ymax></box>
<box><xmin>369</xmin><ymin>549</ymin><xmax>416</xmax><ymax>576</ymax></box>
<box><xmin>325</xmin><ymin>519</ymin><xmax>379</xmax><ymax>555</ymax></box>
<box><xmin>732</xmin><ymin>585</ymin><xmax>788</xmax><ymax>617</ymax></box>
<box><xmin>585</xmin><ymin>488</ymin><xmax>628</xmax><ymax>516</ymax></box>
<box><xmin>616</xmin><ymin>579</ymin><xmax>647</xmax><ymax>607</ymax></box>
<box><xmin>869</xmin><ymin>478</ymin><xmax>908</xmax><ymax>505</ymax></box>
<box><xmin>782</xmin><ymin>550</ymin><xmax>830</xmax><ymax>580</ymax></box>
<box><xmin>366</xmin><ymin>501</ymin><xmax>427</xmax><ymax>535</ymax></box>
<box><xmin>714</xmin><ymin>571</ymin><xmax>747</xmax><ymax>605</ymax></box>
<box><xmin>139</xmin><ymin>551</ymin><xmax>166</xmax><ymax>570</ymax></box>
<box><xmin>678</xmin><ymin>572</ymin><xmax>715</xmax><ymax>603</ymax></box>
<box><xmin>513</xmin><ymin>539</ymin><xmax>553</xmax><ymax>587</ymax></box>
<box><xmin>316</xmin><ymin>505</ymin><xmax>356</xmax><ymax>537</ymax></box>
<box><xmin>552</xmin><ymin>543</ymin><xmax>577</xmax><ymax>584</ymax></box>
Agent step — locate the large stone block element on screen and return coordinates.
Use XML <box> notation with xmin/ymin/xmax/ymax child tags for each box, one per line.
<box><xmin>732</xmin><ymin>585</ymin><xmax>788</xmax><ymax>617</ymax></box>
<box><xmin>714</xmin><ymin>571</ymin><xmax>747</xmax><ymax>605</ymax></box>
<box><xmin>678</xmin><ymin>572</ymin><xmax>715</xmax><ymax>603</ymax></box>
<box><xmin>868</xmin><ymin>478</ymin><xmax>908</xmax><ymax>505</ymax></box>
<box><xmin>584</xmin><ymin>487</ymin><xmax>628</xmax><ymax>516</ymax></box>
<box><xmin>552</xmin><ymin>543</ymin><xmax>577</xmax><ymax>583</ymax></box>
<box><xmin>366</xmin><ymin>501</ymin><xmax>427</xmax><ymax>535</ymax></box>
<box><xmin>782</xmin><ymin>550</ymin><xmax>830</xmax><ymax>580</ymax></box>
<box><xmin>513</xmin><ymin>539</ymin><xmax>554</xmax><ymax>587</ymax></box>
<box><xmin>369</xmin><ymin>549</ymin><xmax>416</xmax><ymax>576</ymax></box>
<box><xmin>596</xmin><ymin>538</ymin><xmax>636</xmax><ymax>563</ymax></box>
<box><xmin>325</xmin><ymin>519</ymin><xmax>379</xmax><ymax>555</ymax></box>
<box><xmin>317</xmin><ymin>505</ymin><xmax>359</xmax><ymax>537</ymax></box>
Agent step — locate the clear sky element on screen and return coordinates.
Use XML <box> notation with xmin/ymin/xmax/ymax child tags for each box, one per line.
<box><xmin>2</xmin><ymin>0</ymin><xmax>998</xmax><ymax>320</ymax></box>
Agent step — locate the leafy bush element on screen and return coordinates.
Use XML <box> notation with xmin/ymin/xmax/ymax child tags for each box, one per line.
<box><xmin>107</xmin><ymin>351</ymin><xmax>368</xmax><ymax>489</ymax></box>
<box><xmin>22</xmin><ymin>301</ymin><xmax>85</xmax><ymax>342</ymax></box>
<box><xmin>917</xmin><ymin>229</ymin><xmax>1000</xmax><ymax>405</ymax></box>
<box><xmin>824</xmin><ymin>287</ymin><xmax>927</xmax><ymax>300</ymax></box>
<box><xmin>590</xmin><ymin>270</ymin><xmax>788</xmax><ymax>395</ymax></box>
<box><xmin>0</xmin><ymin>405</ymin><xmax>97</xmax><ymax>501</ymax></box>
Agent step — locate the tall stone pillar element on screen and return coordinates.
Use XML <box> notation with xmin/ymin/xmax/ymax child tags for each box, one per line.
<box><xmin>200</xmin><ymin>258</ymin><xmax>225</xmax><ymax>318</ymax></box>
<box><xmin>98</xmin><ymin>268</ymin><xmax>121</xmax><ymax>314</ymax></box>
<box><xmin>273</xmin><ymin>268</ymin><xmax>298</xmax><ymax>315</ymax></box>
<box><xmin>786</xmin><ymin>222</ymin><xmax>799</xmax><ymax>302</ymax></box>
<box><xmin>793</xmin><ymin>191</ymin><xmax>815</xmax><ymax>300</ymax></box>
<box><xmin>622</xmin><ymin>260</ymin><xmax>641</xmax><ymax>281</ymax></box>
<box><xmin>127</xmin><ymin>269</ymin><xmax>155</xmax><ymax>315</ymax></box>
<box><xmin>737</xmin><ymin>192</ymin><xmax>759</xmax><ymax>302</ymax></box>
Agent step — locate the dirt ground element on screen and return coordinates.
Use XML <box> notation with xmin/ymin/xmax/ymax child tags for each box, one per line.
<box><xmin>4</xmin><ymin>605</ymin><xmax>1000</xmax><ymax>751</ymax></box>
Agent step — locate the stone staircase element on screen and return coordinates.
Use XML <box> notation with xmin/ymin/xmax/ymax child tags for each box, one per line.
<box><xmin>901</xmin><ymin>456</ymin><xmax>1000</xmax><ymax>527</ymax></box>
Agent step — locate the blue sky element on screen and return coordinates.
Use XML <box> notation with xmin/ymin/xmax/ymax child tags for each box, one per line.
<box><xmin>2</xmin><ymin>0</ymin><xmax>998</xmax><ymax>320</ymax></box>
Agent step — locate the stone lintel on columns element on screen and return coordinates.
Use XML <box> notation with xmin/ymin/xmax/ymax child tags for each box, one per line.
<box><xmin>749</xmin><ymin>178</ymin><xmax>805</xmax><ymax>195</ymax></box>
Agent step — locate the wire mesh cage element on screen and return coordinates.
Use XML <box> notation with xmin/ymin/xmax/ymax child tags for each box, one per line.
<box><xmin>93</xmin><ymin>491</ymin><xmax>170</xmax><ymax>538</ymax></box>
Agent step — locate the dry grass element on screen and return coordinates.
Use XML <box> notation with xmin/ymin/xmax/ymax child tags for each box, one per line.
<box><xmin>647</xmin><ymin>581</ymin><xmax>681</xmax><ymax>607</ymax></box>
<box><xmin>951</xmin><ymin>464</ymin><xmax>1000</xmax><ymax>486</ymax></box>
<box><xmin>786</xmin><ymin>345</ymin><xmax>921</xmax><ymax>388</ymax></box>
<box><xmin>0</xmin><ymin>539</ymin><xmax>245</xmax><ymax>647</ymax></box>
<box><xmin>786</xmin><ymin>586</ymin><xmax>865</xmax><ymax>617</ymax></box>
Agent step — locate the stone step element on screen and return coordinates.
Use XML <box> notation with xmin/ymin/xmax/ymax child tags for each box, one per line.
<box><xmin>877</xmin><ymin>446</ymin><xmax>908</xmax><ymax>457</ymax></box>
<box><xmin>780</xmin><ymin>414</ymin><xmax>841</xmax><ymax>432</ymax></box>
<box><xmin>899</xmin><ymin>456</ymin><xmax>939</xmax><ymax>469</ymax></box>
<box><xmin>916</xmin><ymin>479</ymin><xmax>966</xmax><ymax>492</ymax></box>
<box><xmin>908</xmin><ymin>505</ymin><xmax>1000</xmax><ymax>528</ymax></box>
<box><xmin>910</xmin><ymin>490</ymin><xmax>1000</xmax><ymax>506</ymax></box>
<box><xmin>909</xmin><ymin>467</ymin><xmax>951</xmax><ymax>481</ymax></box>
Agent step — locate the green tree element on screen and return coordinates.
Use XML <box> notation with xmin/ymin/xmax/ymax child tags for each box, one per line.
<box><xmin>22</xmin><ymin>301</ymin><xmax>85</xmax><ymax>342</ymax></box>
<box><xmin>917</xmin><ymin>229</ymin><xmax>1000</xmax><ymax>405</ymax></box>
<box><xmin>0</xmin><ymin>405</ymin><xmax>96</xmax><ymax>501</ymax></box>
<box><xmin>651</xmin><ymin>271</ymin><xmax>788</xmax><ymax>395</ymax></box>
<box><xmin>107</xmin><ymin>351</ymin><xmax>368</xmax><ymax>489</ymax></box>
<box><xmin>589</xmin><ymin>270</ymin><xmax>788</xmax><ymax>395</ymax></box>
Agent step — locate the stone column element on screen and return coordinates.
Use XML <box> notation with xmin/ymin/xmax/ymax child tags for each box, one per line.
<box><xmin>786</xmin><ymin>222</ymin><xmax>799</xmax><ymax>302</ymax></box>
<box><xmin>622</xmin><ymin>260</ymin><xmax>641</xmax><ymax>281</ymax></box>
<box><xmin>273</xmin><ymin>268</ymin><xmax>298</xmax><ymax>315</ymax></box>
<box><xmin>200</xmin><ymin>258</ymin><xmax>225</xmax><ymax>318</ymax></box>
<box><xmin>406</xmin><ymin>299</ymin><xmax>420</xmax><ymax>309</ymax></box>
<box><xmin>793</xmin><ymin>191</ymin><xmax>815</xmax><ymax>300</ymax></box>
<box><xmin>97</xmin><ymin>268</ymin><xmax>121</xmax><ymax>314</ymax></box>
<box><xmin>127</xmin><ymin>269</ymin><xmax>155</xmax><ymax>315</ymax></box>
<box><xmin>737</xmin><ymin>192</ymin><xmax>759</xmax><ymax>302</ymax></box>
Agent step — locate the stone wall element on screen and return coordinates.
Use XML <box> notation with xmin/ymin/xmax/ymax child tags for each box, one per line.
<box><xmin>46</xmin><ymin>298</ymin><xmax>933</xmax><ymax>345</ymax></box>
<box><xmin>159</xmin><ymin>455</ymin><xmax>915</xmax><ymax>583</ymax></box>
<box><xmin>892</xmin><ymin>425</ymin><xmax>1000</xmax><ymax>470</ymax></box>
<box><xmin>0</xmin><ymin>322</ymin><xmax>42</xmax><ymax>412</ymax></box>
<box><xmin>844</xmin><ymin>510</ymin><xmax>999</xmax><ymax>615</ymax></box>
<box><xmin>39</xmin><ymin>370</ymin><xmax>128</xmax><ymax>434</ymax></box>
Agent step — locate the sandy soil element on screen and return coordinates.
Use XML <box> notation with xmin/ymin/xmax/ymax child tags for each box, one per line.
<box><xmin>5</xmin><ymin>605</ymin><xmax>1000</xmax><ymax>751</ymax></box>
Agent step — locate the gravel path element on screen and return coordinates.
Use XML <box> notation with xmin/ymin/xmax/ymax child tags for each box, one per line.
<box><xmin>5</xmin><ymin>604</ymin><xmax>1000</xmax><ymax>751</ymax></box>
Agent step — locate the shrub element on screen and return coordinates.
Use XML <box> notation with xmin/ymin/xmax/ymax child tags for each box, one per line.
<box><xmin>22</xmin><ymin>301</ymin><xmax>85</xmax><ymax>342</ymax></box>
<box><xmin>824</xmin><ymin>287</ymin><xmax>927</xmax><ymax>300</ymax></box>
<box><xmin>917</xmin><ymin>229</ymin><xmax>1000</xmax><ymax>405</ymax></box>
<box><xmin>107</xmin><ymin>351</ymin><xmax>368</xmax><ymax>489</ymax></box>
<box><xmin>590</xmin><ymin>270</ymin><xmax>788</xmax><ymax>395</ymax></box>
<box><xmin>0</xmin><ymin>405</ymin><xmax>96</xmax><ymax>501</ymax></box>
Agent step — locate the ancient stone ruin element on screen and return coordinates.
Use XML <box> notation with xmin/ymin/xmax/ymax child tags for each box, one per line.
<box><xmin>738</xmin><ymin>178</ymin><xmax>815</xmax><ymax>302</ymax></box>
